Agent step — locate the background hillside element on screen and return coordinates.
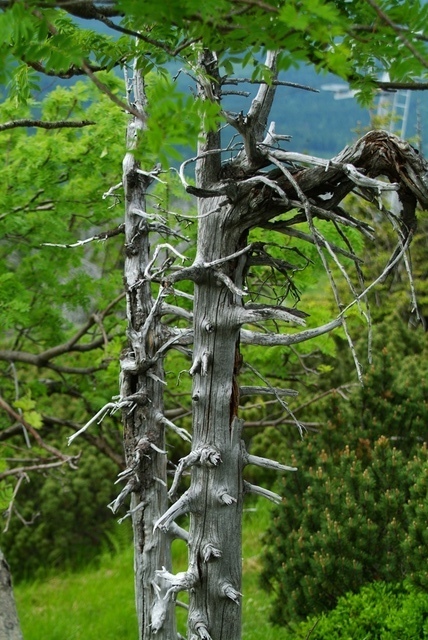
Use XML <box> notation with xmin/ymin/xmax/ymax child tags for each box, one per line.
<box><xmin>35</xmin><ymin>56</ymin><xmax>427</xmax><ymax>159</ymax></box>
<box><xmin>227</xmin><ymin>64</ymin><xmax>427</xmax><ymax>157</ymax></box>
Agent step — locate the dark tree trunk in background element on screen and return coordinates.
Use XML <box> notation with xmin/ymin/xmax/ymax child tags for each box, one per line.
<box><xmin>0</xmin><ymin>550</ymin><xmax>23</xmax><ymax>640</ymax></box>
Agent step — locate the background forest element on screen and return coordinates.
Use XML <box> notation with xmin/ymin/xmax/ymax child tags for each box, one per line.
<box><xmin>1</xmin><ymin>1</ymin><xmax>428</xmax><ymax>638</ymax></box>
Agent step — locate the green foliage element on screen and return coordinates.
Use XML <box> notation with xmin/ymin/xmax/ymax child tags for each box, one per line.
<box><xmin>344</xmin><ymin>321</ymin><xmax>428</xmax><ymax>454</ymax></box>
<box><xmin>2</xmin><ymin>0</ymin><xmax>428</xmax><ymax>111</ymax></box>
<box><xmin>0</xmin><ymin>81</ymin><xmax>126</xmax><ymax>340</ymax></box>
<box><xmin>0</xmin><ymin>478</ymin><xmax>13</xmax><ymax>513</ymax></box>
<box><xmin>257</xmin><ymin>318</ymin><xmax>428</xmax><ymax>625</ymax></box>
<box><xmin>288</xmin><ymin>581</ymin><xmax>428</xmax><ymax>640</ymax></box>
<box><xmin>7</xmin><ymin>64</ymin><xmax>41</xmax><ymax>106</ymax></box>
<box><xmin>402</xmin><ymin>453</ymin><xmax>428</xmax><ymax>591</ymax></box>
<box><xmin>1</xmin><ymin>447</ymin><xmax>121</xmax><ymax>581</ymax></box>
<box><xmin>141</xmin><ymin>73</ymin><xmax>223</xmax><ymax>165</ymax></box>
<box><xmin>261</xmin><ymin>437</ymin><xmax>428</xmax><ymax>626</ymax></box>
<box><xmin>0</xmin><ymin>80</ymin><xmax>132</xmax><ymax>576</ymax></box>
<box><xmin>0</xmin><ymin>82</ymin><xmax>127</xmax><ymax>393</ymax></box>
<box><xmin>13</xmin><ymin>394</ymin><xmax>43</xmax><ymax>429</ymax></box>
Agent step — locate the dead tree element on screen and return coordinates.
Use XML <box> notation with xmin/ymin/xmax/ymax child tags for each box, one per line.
<box><xmin>104</xmin><ymin>50</ymin><xmax>428</xmax><ymax>640</ymax></box>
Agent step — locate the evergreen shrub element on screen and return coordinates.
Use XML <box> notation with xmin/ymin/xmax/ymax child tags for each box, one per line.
<box><xmin>286</xmin><ymin>581</ymin><xmax>428</xmax><ymax>640</ymax></box>
<box><xmin>262</xmin><ymin>438</ymin><xmax>428</xmax><ymax>624</ymax></box>
<box><xmin>0</xmin><ymin>447</ymin><xmax>126</xmax><ymax>580</ymax></box>
<box><xmin>259</xmin><ymin>323</ymin><xmax>428</xmax><ymax>625</ymax></box>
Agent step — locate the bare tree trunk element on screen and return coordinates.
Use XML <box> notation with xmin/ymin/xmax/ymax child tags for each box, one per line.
<box><xmin>0</xmin><ymin>550</ymin><xmax>23</xmax><ymax>640</ymax></box>
<box><xmin>180</xmin><ymin>50</ymin><xmax>244</xmax><ymax>638</ymax></box>
<box><xmin>118</xmin><ymin>66</ymin><xmax>176</xmax><ymax>640</ymax></box>
<box><xmin>187</xmin><ymin>200</ymin><xmax>245</xmax><ymax>639</ymax></box>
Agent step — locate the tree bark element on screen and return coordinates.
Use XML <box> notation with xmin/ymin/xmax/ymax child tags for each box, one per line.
<box><xmin>187</xmin><ymin>197</ymin><xmax>245</xmax><ymax>639</ymax></box>
<box><xmin>120</xmin><ymin>66</ymin><xmax>176</xmax><ymax>640</ymax></box>
<box><xmin>181</xmin><ymin>51</ymin><xmax>247</xmax><ymax>638</ymax></box>
<box><xmin>0</xmin><ymin>549</ymin><xmax>23</xmax><ymax>640</ymax></box>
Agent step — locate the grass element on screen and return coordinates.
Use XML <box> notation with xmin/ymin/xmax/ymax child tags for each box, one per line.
<box><xmin>15</xmin><ymin>500</ymin><xmax>288</xmax><ymax>639</ymax></box>
<box><xmin>15</xmin><ymin>545</ymin><xmax>138</xmax><ymax>640</ymax></box>
<box><xmin>241</xmin><ymin>505</ymin><xmax>283</xmax><ymax>640</ymax></box>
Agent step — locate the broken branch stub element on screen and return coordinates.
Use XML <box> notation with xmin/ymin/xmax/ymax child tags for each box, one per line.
<box><xmin>261</xmin><ymin>130</ymin><xmax>428</xmax><ymax>235</ymax></box>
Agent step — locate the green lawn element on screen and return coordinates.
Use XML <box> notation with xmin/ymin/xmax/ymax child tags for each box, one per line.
<box><xmin>15</xmin><ymin>500</ymin><xmax>289</xmax><ymax>639</ymax></box>
<box><xmin>15</xmin><ymin>547</ymin><xmax>138</xmax><ymax>640</ymax></box>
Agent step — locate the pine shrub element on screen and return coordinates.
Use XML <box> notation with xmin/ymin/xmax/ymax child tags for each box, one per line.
<box><xmin>261</xmin><ymin>438</ymin><xmax>428</xmax><ymax>624</ymax></box>
<box><xmin>286</xmin><ymin>581</ymin><xmax>428</xmax><ymax>640</ymax></box>
<box><xmin>0</xmin><ymin>447</ymin><xmax>124</xmax><ymax>580</ymax></box>
<box><xmin>259</xmin><ymin>321</ymin><xmax>428</xmax><ymax>625</ymax></box>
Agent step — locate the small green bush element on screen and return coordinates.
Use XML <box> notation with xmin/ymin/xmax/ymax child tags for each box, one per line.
<box><xmin>262</xmin><ymin>438</ymin><xmax>428</xmax><ymax>625</ymax></box>
<box><xmin>287</xmin><ymin>581</ymin><xmax>428</xmax><ymax>640</ymax></box>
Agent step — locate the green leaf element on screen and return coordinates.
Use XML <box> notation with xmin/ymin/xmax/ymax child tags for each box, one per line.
<box><xmin>23</xmin><ymin>410</ymin><xmax>43</xmax><ymax>429</ymax></box>
<box><xmin>14</xmin><ymin>395</ymin><xmax>37</xmax><ymax>413</ymax></box>
<box><xmin>0</xmin><ymin>484</ymin><xmax>13</xmax><ymax>512</ymax></box>
<box><xmin>280</xmin><ymin>4</ymin><xmax>309</xmax><ymax>30</ymax></box>
<box><xmin>317</xmin><ymin>364</ymin><xmax>334</xmax><ymax>374</ymax></box>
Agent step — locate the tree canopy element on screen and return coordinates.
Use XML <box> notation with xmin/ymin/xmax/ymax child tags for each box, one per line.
<box><xmin>3</xmin><ymin>0</ymin><xmax>428</xmax><ymax>106</ymax></box>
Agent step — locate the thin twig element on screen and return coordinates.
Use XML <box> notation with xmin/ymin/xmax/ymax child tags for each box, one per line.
<box><xmin>340</xmin><ymin>236</ymin><xmax>412</xmax><ymax>317</ymax></box>
<box><xmin>81</xmin><ymin>60</ymin><xmax>146</xmax><ymax>121</ymax></box>
<box><xmin>43</xmin><ymin>224</ymin><xmax>124</xmax><ymax>248</ymax></box>
<box><xmin>0</xmin><ymin>396</ymin><xmax>78</xmax><ymax>464</ymax></box>
<box><xmin>3</xmin><ymin>473</ymin><xmax>28</xmax><ymax>532</ymax></box>
<box><xmin>0</xmin><ymin>119</ymin><xmax>95</xmax><ymax>132</ymax></box>
<box><xmin>224</xmin><ymin>78</ymin><xmax>319</xmax><ymax>93</ymax></box>
<box><xmin>244</xmin><ymin>362</ymin><xmax>305</xmax><ymax>436</ymax></box>
<box><xmin>267</xmin><ymin>153</ymin><xmax>364</xmax><ymax>382</ymax></box>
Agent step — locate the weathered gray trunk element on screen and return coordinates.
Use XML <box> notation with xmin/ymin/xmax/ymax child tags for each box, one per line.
<box><xmin>187</xmin><ymin>195</ymin><xmax>245</xmax><ymax>638</ymax></box>
<box><xmin>182</xmin><ymin>50</ymin><xmax>257</xmax><ymax>640</ymax></box>
<box><xmin>120</xmin><ymin>68</ymin><xmax>176</xmax><ymax>640</ymax></box>
<box><xmin>0</xmin><ymin>550</ymin><xmax>23</xmax><ymax>640</ymax></box>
